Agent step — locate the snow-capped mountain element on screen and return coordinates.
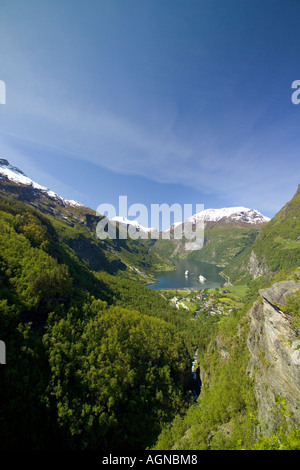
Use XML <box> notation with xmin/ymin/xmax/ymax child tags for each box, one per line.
<box><xmin>0</xmin><ymin>158</ymin><xmax>83</xmax><ymax>207</ymax></box>
<box><xmin>0</xmin><ymin>158</ymin><xmax>270</xmax><ymax>229</ymax></box>
<box><xmin>113</xmin><ymin>206</ymin><xmax>270</xmax><ymax>235</ymax></box>
<box><xmin>112</xmin><ymin>215</ymin><xmax>159</xmax><ymax>237</ymax></box>
<box><xmin>186</xmin><ymin>207</ymin><xmax>270</xmax><ymax>225</ymax></box>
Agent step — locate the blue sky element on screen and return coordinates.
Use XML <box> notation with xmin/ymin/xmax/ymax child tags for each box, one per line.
<box><xmin>0</xmin><ymin>0</ymin><xmax>300</xmax><ymax>227</ymax></box>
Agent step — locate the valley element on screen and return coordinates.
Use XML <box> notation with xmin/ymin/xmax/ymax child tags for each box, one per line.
<box><xmin>154</xmin><ymin>284</ymin><xmax>248</xmax><ymax>317</ymax></box>
<box><xmin>0</xmin><ymin>159</ymin><xmax>299</xmax><ymax>451</ymax></box>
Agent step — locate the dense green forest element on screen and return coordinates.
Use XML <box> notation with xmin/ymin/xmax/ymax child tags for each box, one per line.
<box><xmin>151</xmin><ymin>187</ymin><xmax>300</xmax><ymax>451</ymax></box>
<box><xmin>0</xmin><ymin>191</ymin><xmax>299</xmax><ymax>450</ymax></box>
<box><xmin>153</xmin><ymin>289</ymin><xmax>299</xmax><ymax>450</ymax></box>
<box><xmin>251</xmin><ymin>184</ymin><xmax>300</xmax><ymax>273</ymax></box>
<box><xmin>0</xmin><ymin>195</ymin><xmax>212</xmax><ymax>449</ymax></box>
<box><xmin>222</xmin><ymin>185</ymin><xmax>300</xmax><ymax>284</ymax></box>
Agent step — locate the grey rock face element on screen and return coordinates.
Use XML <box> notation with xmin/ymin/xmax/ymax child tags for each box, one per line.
<box><xmin>247</xmin><ymin>280</ymin><xmax>300</xmax><ymax>435</ymax></box>
<box><xmin>247</xmin><ymin>250</ymin><xmax>268</xmax><ymax>279</ymax></box>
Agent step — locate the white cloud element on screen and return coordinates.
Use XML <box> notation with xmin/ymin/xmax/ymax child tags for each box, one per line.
<box><xmin>0</xmin><ymin>14</ymin><xmax>298</xmax><ymax>218</ymax></box>
<box><xmin>0</xmin><ymin>89</ymin><xmax>297</xmax><ymax>217</ymax></box>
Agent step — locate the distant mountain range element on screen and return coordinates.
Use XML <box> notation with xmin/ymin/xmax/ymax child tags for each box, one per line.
<box><xmin>2</xmin><ymin>157</ymin><xmax>299</xmax><ymax>286</ymax></box>
<box><xmin>0</xmin><ymin>157</ymin><xmax>174</xmax><ymax>283</ymax></box>
<box><xmin>0</xmin><ymin>156</ymin><xmax>299</xmax><ymax>450</ymax></box>
<box><xmin>222</xmin><ymin>183</ymin><xmax>300</xmax><ymax>283</ymax></box>
<box><xmin>0</xmin><ymin>156</ymin><xmax>270</xmax><ymax>233</ymax></box>
<box><xmin>113</xmin><ymin>206</ymin><xmax>270</xmax><ymax>238</ymax></box>
<box><xmin>112</xmin><ymin>215</ymin><xmax>159</xmax><ymax>236</ymax></box>
<box><xmin>185</xmin><ymin>206</ymin><xmax>270</xmax><ymax>225</ymax></box>
<box><xmin>0</xmin><ymin>157</ymin><xmax>274</xmax><ymax>282</ymax></box>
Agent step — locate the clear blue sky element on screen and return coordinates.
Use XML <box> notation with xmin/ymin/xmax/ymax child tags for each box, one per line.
<box><xmin>0</xmin><ymin>0</ymin><xmax>299</xmax><ymax>227</ymax></box>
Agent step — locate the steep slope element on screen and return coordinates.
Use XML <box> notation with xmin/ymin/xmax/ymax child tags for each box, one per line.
<box><xmin>112</xmin><ymin>215</ymin><xmax>159</xmax><ymax>239</ymax></box>
<box><xmin>152</xmin><ymin>191</ymin><xmax>300</xmax><ymax>450</ymax></box>
<box><xmin>153</xmin><ymin>270</ymin><xmax>300</xmax><ymax>450</ymax></box>
<box><xmin>0</xmin><ymin>190</ymin><xmax>197</xmax><ymax>450</ymax></box>
<box><xmin>186</xmin><ymin>221</ymin><xmax>261</xmax><ymax>267</ymax></box>
<box><xmin>0</xmin><ymin>158</ymin><xmax>86</xmax><ymax>215</ymax></box>
<box><xmin>1</xmin><ymin>158</ymin><xmax>269</xmax><ymax>279</ymax></box>
<box><xmin>0</xmin><ymin>159</ymin><xmax>174</xmax><ymax>282</ymax></box>
<box><xmin>223</xmin><ymin>184</ymin><xmax>300</xmax><ymax>284</ymax></box>
<box><xmin>248</xmin><ymin>275</ymin><xmax>300</xmax><ymax>436</ymax></box>
<box><xmin>250</xmin><ymin>184</ymin><xmax>300</xmax><ymax>274</ymax></box>
<box><xmin>149</xmin><ymin>207</ymin><xmax>269</xmax><ymax>268</ymax></box>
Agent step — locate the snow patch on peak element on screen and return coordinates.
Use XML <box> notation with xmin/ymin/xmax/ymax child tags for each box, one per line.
<box><xmin>112</xmin><ymin>215</ymin><xmax>156</xmax><ymax>233</ymax></box>
<box><xmin>111</xmin><ymin>205</ymin><xmax>270</xmax><ymax>233</ymax></box>
<box><xmin>0</xmin><ymin>159</ymin><xmax>84</xmax><ymax>208</ymax></box>
<box><xmin>65</xmin><ymin>199</ymin><xmax>84</xmax><ymax>207</ymax></box>
<box><xmin>0</xmin><ymin>158</ymin><xmax>26</xmax><ymax>176</ymax></box>
<box><xmin>188</xmin><ymin>206</ymin><xmax>270</xmax><ymax>224</ymax></box>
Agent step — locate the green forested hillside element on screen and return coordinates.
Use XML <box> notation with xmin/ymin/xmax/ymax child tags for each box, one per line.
<box><xmin>153</xmin><ymin>272</ymin><xmax>300</xmax><ymax>451</ymax></box>
<box><xmin>148</xmin><ymin>222</ymin><xmax>260</xmax><ymax>267</ymax></box>
<box><xmin>0</xmin><ymin>180</ymin><xmax>175</xmax><ymax>284</ymax></box>
<box><xmin>0</xmin><ymin>194</ymin><xmax>204</xmax><ymax>449</ymax></box>
<box><xmin>152</xmin><ymin>293</ymin><xmax>257</xmax><ymax>450</ymax></box>
<box><xmin>151</xmin><ymin>187</ymin><xmax>300</xmax><ymax>451</ymax></box>
<box><xmin>251</xmin><ymin>184</ymin><xmax>300</xmax><ymax>273</ymax></box>
<box><xmin>187</xmin><ymin>222</ymin><xmax>260</xmax><ymax>266</ymax></box>
<box><xmin>43</xmin><ymin>303</ymin><xmax>190</xmax><ymax>450</ymax></box>
<box><xmin>151</xmin><ymin>185</ymin><xmax>300</xmax><ymax>287</ymax></box>
<box><xmin>1</xmin><ymin>186</ymin><xmax>299</xmax><ymax>451</ymax></box>
<box><xmin>223</xmin><ymin>185</ymin><xmax>300</xmax><ymax>284</ymax></box>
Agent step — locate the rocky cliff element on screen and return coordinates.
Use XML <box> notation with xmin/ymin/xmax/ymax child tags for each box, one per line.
<box><xmin>247</xmin><ymin>279</ymin><xmax>300</xmax><ymax>436</ymax></box>
<box><xmin>247</xmin><ymin>250</ymin><xmax>269</xmax><ymax>279</ymax></box>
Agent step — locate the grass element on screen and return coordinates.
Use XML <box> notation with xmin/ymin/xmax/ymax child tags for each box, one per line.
<box><xmin>223</xmin><ymin>285</ymin><xmax>249</xmax><ymax>299</ymax></box>
<box><xmin>206</xmin><ymin>285</ymin><xmax>249</xmax><ymax>309</ymax></box>
<box><xmin>181</xmin><ymin>301</ymin><xmax>199</xmax><ymax>312</ymax></box>
<box><xmin>157</xmin><ymin>288</ymin><xmax>192</xmax><ymax>296</ymax></box>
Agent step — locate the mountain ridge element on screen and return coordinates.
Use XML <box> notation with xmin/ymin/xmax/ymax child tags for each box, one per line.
<box><xmin>0</xmin><ymin>158</ymin><xmax>175</xmax><ymax>283</ymax></box>
<box><xmin>0</xmin><ymin>157</ymin><xmax>299</xmax><ymax>450</ymax></box>
<box><xmin>186</xmin><ymin>206</ymin><xmax>270</xmax><ymax>225</ymax></box>
<box><xmin>223</xmin><ymin>183</ymin><xmax>300</xmax><ymax>284</ymax></box>
<box><xmin>0</xmin><ymin>158</ymin><xmax>84</xmax><ymax>208</ymax></box>
<box><xmin>113</xmin><ymin>206</ymin><xmax>270</xmax><ymax>235</ymax></box>
<box><xmin>1</xmin><ymin>158</ymin><xmax>270</xmax><ymax>231</ymax></box>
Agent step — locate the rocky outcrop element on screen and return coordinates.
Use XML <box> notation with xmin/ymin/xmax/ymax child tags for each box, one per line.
<box><xmin>247</xmin><ymin>280</ymin><xmax>300</xmax><ymax>436</ymax></box>
<box><xmin>247</xmin><ymin>250</ymin><xmax>269</xmax><ymax>279</ymax></box>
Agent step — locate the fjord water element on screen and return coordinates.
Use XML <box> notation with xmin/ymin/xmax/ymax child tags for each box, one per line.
<box><xmin>147</xmin><ymin>259</ymin><xmax>225</xmax><ymax>290</ymax></box>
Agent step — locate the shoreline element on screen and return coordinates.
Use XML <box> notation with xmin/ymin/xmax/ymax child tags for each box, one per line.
<box><xmin>146</xmin><ymin>259</ymin><xmax>226</xmax><ymax>290</ymax></box>
<box><xmin>219</xmin><ymin>270</ymin><xmax>232</xmax><ymax>286</ymax></box>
